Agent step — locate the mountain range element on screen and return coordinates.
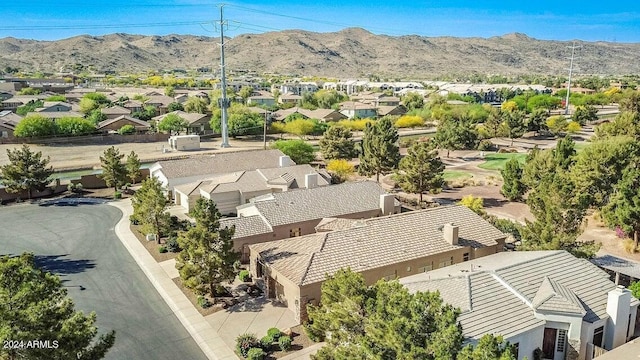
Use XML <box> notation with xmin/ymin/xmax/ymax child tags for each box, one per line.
<box><xmin>1</xmin><ymin>28</ymin><xmax>640</xmax><ymax>78</ymax></box>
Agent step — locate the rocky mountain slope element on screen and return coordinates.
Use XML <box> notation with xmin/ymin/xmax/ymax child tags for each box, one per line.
<box><xmin>1</xmin><ymin>28</ymin><xmax>639</xmax><ymax>77</ymax></box>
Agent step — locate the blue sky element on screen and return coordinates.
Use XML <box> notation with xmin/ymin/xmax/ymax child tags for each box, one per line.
<box><xmin>1</xmin><ymin>1</ymin><xmax>639</xmax><ymax>43</ymax></box>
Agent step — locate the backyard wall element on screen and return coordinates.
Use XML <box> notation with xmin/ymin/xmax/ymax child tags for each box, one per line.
<box><xmin>0</xmin><ymin>133</ymin><xmax>170</xmax><ymax>145</ymax></box>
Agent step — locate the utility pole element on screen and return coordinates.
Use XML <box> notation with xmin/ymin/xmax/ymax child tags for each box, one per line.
<box><xmin>218</xmin><ymin>4</ymin><xmax>230</xmax><ymax>148</ymax></box>
<box><xmin>564</xmin><ymin>41</ymin><xmax>580</xmax><ymax>116</ymax></box>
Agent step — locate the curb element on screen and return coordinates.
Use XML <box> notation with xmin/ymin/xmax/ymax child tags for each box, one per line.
<box><xmin>109</xmin><ymin>199</ymin><xmax>238</xmax><ymax>360</ymax></box>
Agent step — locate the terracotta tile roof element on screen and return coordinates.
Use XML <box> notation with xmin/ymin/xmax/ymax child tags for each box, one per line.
<box><xmin>220</xmin><ymin>215</ymin><xmax>272</xmax><ymax>239</ymax></box>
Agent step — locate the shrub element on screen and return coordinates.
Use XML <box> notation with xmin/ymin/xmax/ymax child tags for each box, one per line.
<box><xmin>394</xmin><ymin>115</ymin><xmax>424</xmax><ymax>128</ymax></box>
<box><xmin>114</xmin><ymin>191</ymin><xmax>122</xmax><ymax>199</ymax></box>
<box><xmin>197</xmin><ymin>295</ymin><xmax>211</xmax><ymax>309</ymax></box>
<box><xmin>266</xmin><ymin>327</ymin><xmax>281</xmax><ymax>340</ymax></box>
<box><xmin>622</xmin><ymin>238</ymin><xmax>638</xmax><ymax>254</ymax></box>
<box><xmin>398</xmin><ymin>137</ymin><xmax>418</xmax><ymax>148</ymax></box>
<box><xmin>246</xmin><ymin>347</ymin><xmax>266</xmax><ymax>360</ymax></box>
<box><xmin>129</xmin><ymin>215</ymin><xmax>139</xmax><ymax>225</ymax></box>
<box><xmin>165</xmin><ymin>237</ymin><xmax>181</xmax><ymax>253</ymax></box>
<box><xmin>259</xmin><ymin>335</ymin><xmax>273</xmax><ymax>350</ymax></box>
<box><xmin>533</xmin><ymin>348</ymin><xmax>543</xmax><ymax>360</ymax></box>
<box><xmin>236</xmin><ymin>333</ymin><xmax>258</xmax><ymax>358</ymax></box>
<box><xmin>56</xmin><ymin>117</ymin><xmax>96</xmax><ymax>136</ymax></box>
<box><xmin>304</xmin><ymin>321</ymin><xmax>324</xmax><ymax>342</ymax></box>
<box><xmin>239</xmin><ymin>270</ymin><xmax>251</xmax><ymax>282</ymax></box>
<box><xmin>278</xmin><ymin>335</ymin><xmax>292</xmax><ymax>351</ymax></box>
<box><xmin>158</xmin><ymin>246</ymin><xmax>167</xmax><ymax>253</ymax></box>
<box><xmin>477</xmin><ymin>139</ymin><xmax>496</xmax><ymax>151</ymax></box>
<box><xmin>118</xmin><ymin>124</ymin><xmax>136</xmax><ymax>135</ymax></box>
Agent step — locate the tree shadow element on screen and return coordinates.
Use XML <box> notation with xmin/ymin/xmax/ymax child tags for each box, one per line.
<box><xmin>34</xmin><ymin>254</ymin><xmax>96</xmax><ymax>275</ymax></box>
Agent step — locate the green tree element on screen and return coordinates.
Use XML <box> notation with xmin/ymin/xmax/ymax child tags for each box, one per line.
<box><xmin>602</xmin><ymin>166</ymin><xmax>640</xmax><ymax>249</ymax></box>
<box><xmin>157</xmin><ymin>113</ymin><xmax>188</xmax><ymax>135</ymax></box>
<box><xmin>99</xmin><ymin>146</ymin><xmax>126</xmax><ymax>192</ymax></box>
<box><xmin>132</xmin><ymin>105</ymin><xmax>157</xmax><ymax>121</ymax></box>
<box><xmin>546</xmin><ymin>115</ymin><xmax>568</xmax><ymax>136</ymax></box>
<box><xmin>131</xmin><ymin>177</ymin><xmax>169</xmax><ymax>243</ymax></box>
<box><xmin>79</xmin><ymin>98</ymin><xmax>99</xmax><ymax>115</ymax></box>
<box><xmin>87</xmin><ymin>109</ymin><xmax>107</xmax><ymax>125</ymax></box>
<box><xmin>358</xmin><ymin>117</ymin><xmax>401</xmax><ymax>182</ymax></box>
<box><xmin>164</xmin><ymin>85</ymin><xmax>175</xmax><ymax>97</ymax></box>
<box><xmin>629</xmin><ymin>281</ymin><xmax>640</xmax><ymax>299</ymax></box>
<box><xmin>572</xmin><ymin>105</ymin><xmax>598</xmax><ymax>125</ymax></box>
<box><xmin>401</xmin><ymin>92</ymin><xmax>424</xmax><ymax>110</ymax></box>
<box><xmin>501</xmin><ymin>157</ymin><xmax>525</xmax><ymax>201</ymax></box>
<box><xmin>13</xmin><ymin>114</ymin><xmax>56</xmax><ymax>137</ymax></box>
<box><xmin>501</xmin><ymin>110</ymin><xmax>526</xmax><ymax>146</ymax></box>
<box><xmin>167</xmin><ymin>102</ymin><xmax>184</xmax><ymax>112</ymax></box>
<box><xmin>176</xmin><ymin>198</ymin><xmax>239</xmax><ymax>299</ymax></box>
<box><xmin>308</xmin><ymin>269</ymin><xmax>464</xmax><ymax>360</ymax></box>
<box><xmin>326</xmin><ymin>159</ymin><xmax>355</xmax><ymax>183</ymax></box>
<box><xmin>210</xmin><ymin>104</ymin><xmax>264</xmax><ymax>137</ymax></box>
<box><xmin>595</xmin><ymin>112</ymin><xmax>640</xmax><ymax>138</ymax></box>
<box><xmin>457</xmin><ymin>334</ymin><xmax>516</xmax><ymax>360</ymax></box>
<box><xmin>483</xmin><ymin>108</ymin><xmax>505</xmax><ymax>138</ymax></box>
<box><xmin>284</xmin><ymin>118</ymin><xmax>315</xmax><ymax>138</ymax></box>
<box><xmin>0</xmin><ymin>253</ymin><xmax>115</xmax><ymax>360</ymax></box>
<box><xmin>395</xmin><ymin>141</ymin><xmax>444</xmax><ymax>202</ymax></box>
<box><xmin>319</xmin><ymin>125</ymin><xmax>357</xmax><ymax>160</ymax></box>
<box><xmin>526</xmin><ymin>108</ymin><xmax>548</xmax><ymax>134</ymax></box>
<box><xmin>183</xmin><ymin>97</ymin><xmax>208</xmax><ymax>113</ymax></box>
<box><xmin>125</xmin><ymin>151</ymin><xmax>141</xmax><ymax>184</ymax></box>
<box><xmin>270</xmin><ymin>140</ymin><xmax>315</xmax><ymax>164</ymax></box>
<box><xmin>0</xmin><ymin>145</ymin><xmax>53</xmax><ymax>199</ymax></box>
<box><xmin>18</xmin><ymin>87</ymin><xmax>41</xmax><ymax>95</ymax></box>
<box><xmin>238</xmin><ymin>86</ymin><xmax>254</xmax><ymax>104</ymax></box>
<box><xmin>16</xmin><ymin>100</ymin><xmax>44</xmax><ymax>116</ymax></box>
<box><xmin>55</xmin><ymin>117</ymin><xmax>96</xmax><ymax>136</ymax></box>
<box><xmin>434</xmin><ymin>115</ymin><xmax>478</xmax><ymax>157</ymax></box>
<box><xmin>118</xmin><ymin>124</ymin><xmax>135</xmax><ymax>135</ymax></box>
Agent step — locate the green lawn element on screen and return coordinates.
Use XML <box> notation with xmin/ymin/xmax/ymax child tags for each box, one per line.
<box><xmin>443</xmin><ymin>170</ymin><xmax>473</xmax><ymax>180</ymax></box>
<box><xmin>478</xmin><ymin>153</ymin><xmax>527</xmax><ymax>171</ymax></box>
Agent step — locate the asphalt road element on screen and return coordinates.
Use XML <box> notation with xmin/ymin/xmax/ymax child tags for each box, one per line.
<box><xmin>0</xmin><ymin>203</ymin><xmax>207</xmax><ymax>360</ymax></box>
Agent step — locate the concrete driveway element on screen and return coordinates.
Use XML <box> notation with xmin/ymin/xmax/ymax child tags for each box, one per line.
<box><xmin>0</xmin><ymin>203</ymin><xmax>207</xmax><ymax>360</ymax></box>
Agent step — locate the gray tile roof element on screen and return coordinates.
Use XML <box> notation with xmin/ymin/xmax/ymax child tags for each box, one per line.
<box><xmin>242</xmin><ymin>181</ymin><xmax>395</xmax><ymax>227</ymax></box>
<box><xmin>251</xmin><ymin>205</ymin><xmax>505</xmax><ymax>286</ymax></box>
<box><xmin>220</xmin><ymin>215</ymin><xmax>272</xmax><ymax>239</ymax></box>
<box><xmin>400</xmin><ymin>250</ymin><xmax>640</xmax><ymax>342</ymax></box>
<box><xmin>154</xmin><ymin>149</ymin><xmax>288</xmax><ymax>179</ymax></box>
<box><xmin>153</xmin><ymin>110</ymin><xmax>208</xmax><ymax>125</ymax></box>
<box><xmin>97</xmin><ymin>115</ymin><xmax>150</xmax><ymax>129</ymax></box>
<box><xmin>101</xmin><ymin>105</ymin><xmax>131</xmax><ymax>115</ymax></box>
<box><xmin>591</xmin><ymin>253</ymin><xmax>640</xmax><ymax>279</ymax></box>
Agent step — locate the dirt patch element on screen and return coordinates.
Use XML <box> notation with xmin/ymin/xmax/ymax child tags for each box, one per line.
<box><xmin>129</xmin><ymin>224</ymin><xmax>178</xmax><ymax>263</ymax></box>
<box><xmin>579</xmin><ymin>214</ymin><xmax>640</xmax><ymax>262</ymax></box>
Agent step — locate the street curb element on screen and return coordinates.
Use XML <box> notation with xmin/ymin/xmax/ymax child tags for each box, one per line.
<box><xmin>109</xmin><ymin>199</ymin><xmax>238</xmax><ymax>360</ymax></box>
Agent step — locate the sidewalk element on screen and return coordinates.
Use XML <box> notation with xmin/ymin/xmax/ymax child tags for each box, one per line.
<box><xmin>109</xmin><ymin>199</ymin><xmax>238</xmax><ymax>360</ymax></box>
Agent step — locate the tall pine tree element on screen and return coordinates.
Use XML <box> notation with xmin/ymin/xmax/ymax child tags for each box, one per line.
<box><xmin>0</xmin><ymin>144</ymin><xmax>53</xmax><ymax>199</ymax></box>
<box><xmin>99</xmin><ymin>146</ymin><xmax>126</xmax><ymax>192</ymax></box>
<box><xmin>132</xmin><ymin>177</ymin><xmax>169</xmax><ymax>243</ymax></box>
<box><xmin>358</xmin><ymin>117</ymin><xmax>400</xmax><ymax>182</ymax></box>
<box><xmin>501</xmin><ymin>157</ymin><xmax>525</xmax><ymax>201</ymax></box>
<box><xmin>602</xmin><ymin>166</ymin><xmax>640</xmax><ymax>249</ymax></box>
<box><xmin>395</xmin><ymin>141</ymin><xmax>444</xmax><ymax>202</ymax></box>
<box><xmin>319</xmin><ymin>125</ymin><xmax>357</xmax><ymax>160</ymax></box>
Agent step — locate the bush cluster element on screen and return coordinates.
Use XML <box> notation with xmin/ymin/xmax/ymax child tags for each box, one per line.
<box><xmin>239</xmin><ymin>270</ymin><xmax>251</xmax><ymax>282</ymax></box>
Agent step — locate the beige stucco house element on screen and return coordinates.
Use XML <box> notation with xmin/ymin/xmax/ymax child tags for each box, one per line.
<box><xmin>248</xmin><ymin>204</ymin><xmax>503</xmax><ymax>322</ymax></box>
<box><xmin>401</xmin><ymin>250</ymin><xmax>640</xmax><ymax>360</ymax></box>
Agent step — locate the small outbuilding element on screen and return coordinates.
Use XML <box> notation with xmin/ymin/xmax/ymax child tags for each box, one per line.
<box><xmin>168</xmin><ymin>135</ymin><xmax>200</xmax><ymax>151</ymax></box>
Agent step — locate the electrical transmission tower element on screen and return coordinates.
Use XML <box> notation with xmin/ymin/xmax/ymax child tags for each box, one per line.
<box><xmin>564</xmin><ymin>41</ymin><xmax>581</xmax><ymax>115</ymax></box>
<box><xmin>217</xmin><ymin>4</ymin><xmax>230</xmax><ymax>148</ymax></box>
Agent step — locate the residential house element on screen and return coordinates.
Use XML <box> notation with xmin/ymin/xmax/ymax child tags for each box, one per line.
<box><xmin>153</xmin><ymin>110</ymin><xmax>211</xmax><ymax>134</ymax></box>
<box><xmin>0</xmin><ymin>92</ymin><xmax>14</xmax><ymax>102</ymax></box>
<box><xmin>35</xmin><ymin>101</ymin><xmax>73</xmax><ymax>112</ymax></box>
<box><xmin>278</xmin><ymin>82</ymin><xmax>319</xmax><ymax>95</ymax></box>
<box><xmin>249</xmin><ymin>204</ymin><xmax>505</xmax><ymax>322</ymax></box>
<box><xmin>377</xmin><ymin>105</ymin><xmax>407</xmax><ymax>117</ymax></box>
<box><xmin>591</xmin><ymin>338</ymin><xmax>640</xmax><ymax>360</ymax></box>
<box><xmin>174</xmin><ymin>164</ymin><xmax>330</xmax><ymax>214</ymax></box>
<box><xmin>148</xmin><ymin>149</ymin><xmax>291</xmax><ymax>197</ymax></box>
<box><xmin>145</xmin><ymin>95</ymin><xmax>175</xmax><ymax>115</ymax></box>
<box><xmin>400</xmin><ymin>250</ymin><xmax>640</xmax><ymax>360</ymax></box>
<box><xmin>339</xmin><ymin>101</ymin><xmax>378</xmax><ymax>119</ymax></box>
<box><xmin>97</xmin><ymin>116</ymin><xmax>150</xmax><ymax>133</ymax></box>
<box><xmin>101</xmin><ymin>105</ymin><xmax>132</xmax><ymax>119</ymax></box>
<box><xmin>247</xmin><ymin>93</ymin><xmax>276</xmax><ymax>107</ymax></box>
<box><xmin>1</xmin><ymin>96</ymin><xmax>43</xmax><ymax>112</ymax></box>
<box><xmin>272</xmin><ymin>107</ymin><xmax>347</xmax><ymax>122</ymax></box>
<box><xmin>228</xmin><ymin>180</ymin><xmax>399</xmax><ymax>262</ymax></box>
<box><xmin>0</xmin><ymin>111</ymin><xmax>21</xmax><ymax>139</ymax></box>
<box><xmin>122</xmin><ymin>100</ymin><xmax>144</xmax><ymax>113</ymax></box>
<box><xmin>278</xmin><ymin>94</ymin><xmax>303</xmax><ymax>105</ymax></box>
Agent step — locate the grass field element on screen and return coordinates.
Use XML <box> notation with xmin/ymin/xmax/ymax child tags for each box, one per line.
<box><xmin>478</xmin><ymin>153</ymin><xmax>527</xmax><ymax>171</ymax></box>
<box><xmin>443</xmin><ymin>170</ymin><xmax>473</xmax><ymax>180</ymax></box>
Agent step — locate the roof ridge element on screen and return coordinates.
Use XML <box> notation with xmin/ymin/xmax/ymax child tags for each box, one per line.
<box><xmin>490</xmin><ymin>271</ymin><xmax>532</xmax><ymax>307</ymax></box>
<box><xmin>494</xmin><ymin>250</ymin><xmax>565</xmax><ymax>272</ymax></box>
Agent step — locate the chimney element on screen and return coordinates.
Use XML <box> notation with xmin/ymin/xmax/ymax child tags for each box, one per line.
<box><xmin>279</xmin><ymin>155</ymin><xmax>291</xmax><ymax>168</ymax></box>
<box><xmin>305</xmin><ymin>173</ymin><xmax>318</xmax><ymax>189</ymax></box>
<box><xmin>605</xmin><ymin>285</ymin><xmax>631</xmax><ymax>349</ymax></box>
<box><xmin>443</xmin><ymin>223</ymin><xmax>459</xmax><ymax>245</ymax></box>
<box><xmin>379</xmin><ymin>194</ymin><xmax>396</xmax><ymax>216</ymax></box>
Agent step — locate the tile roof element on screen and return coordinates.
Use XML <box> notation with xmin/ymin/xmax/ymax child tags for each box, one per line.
<box><xmin>154</xmin><ymin>149</ymin><xmax>288</xmax><ymax>180</ymax></box>
<box><xmin>243</xmin><ymin>181</ymin><xmax>394</xmax><ymax>227</ymax></box>
<box><xmin>591</xmin><ymin>253</ymin><xmax>640</xmax><ymax>279</ymax></box>
<box><xmin>101</xmin><ymin>105</ymin><xmax>131</xmax><ymax>115</ymax></box>
<box><xmin>153</xmin><ymin>110</ymin><xmax>208</xmax><ymax>125</ymax></box>
<box><xmin>220</xmin><ymin>215</ymin><xmax>272</xmax><ymax>239</ymax></box>
<box><xmin>98</xmin><ymin>115</ymin><xmax>150</xmax><ymax>129</ymax></box>
<box><xmin>251</xmin><ymin>205</ymin><xmax>505</xmax><ymax>286</ymax></box>
<box><xmin>400</xmin><ymin>250</ymin><xmax>640</xmax><ymax>342</ymax></box>
<box><xmin>314</xmin><ymin>217</ymin><xmax>360</xmax><ymax>232</ymax></box>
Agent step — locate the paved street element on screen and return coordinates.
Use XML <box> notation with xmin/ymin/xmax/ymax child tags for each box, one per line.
<box><xmin>0</xmin><ymin>203</ymin><xmax>207</xmax><ymax>360</ymax></box>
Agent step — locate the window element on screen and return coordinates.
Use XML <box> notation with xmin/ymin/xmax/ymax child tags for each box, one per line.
<box><xmin>592</xmin><ymin>326</ymin><xmax>604</xmax><ymax>347</ymax></box>
<box><xmin>406</xmin><ymin>266</ymin><xmax>411</xmax><ymax>272</ymax></box>
<box><xmin>463</xmin><ymin>253</ymin><xmax>470</xmax><ymax>261</ymax></box>
<box><xmin>439</xmin><ymin>257</ymin><xmax>453</xmax><ymax>268</ymax></box>
<box><xmin>557</xmin><ymin>329</ymin><xmax>567</xmax><ymax>352</ymax></box>
<box><xmin>1</xmin><ymin>131</ymin><xmax>7</xmax><ymax>138</ymax></box>
<box><xmin>289</xmin><ymin>228</ymin><xmax>301</xmax><ymax>237</ymax></box>
<box><xmin>418</xmin><ymin>263</ymin><xmax>433</xmax><ymax>273</ymax></box>
<box><xmin>512</xmin><ymin>343</ymin><xmax>519</xmax><ymax>359</ymax></box>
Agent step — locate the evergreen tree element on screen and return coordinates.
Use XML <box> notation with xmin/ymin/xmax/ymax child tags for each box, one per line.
<box><xmin>572</xmin><ymin>105</ymin><xmax>598</xmax><ymax>125</ymax></box>
<box><xmin>434</xmin><ymin>115</ymin><xmax>478</xmax><ymax>157</ymax></box>
<box><xmin>602</xmin><ymin>166</ymin><xmax>640</xmax><ymax>249</ymax></box>
<box><xmin>131</xmin><ymin>177</ymin><xmax>169</xmax><ymax>243</ymax></box>
<box><xmin>457</xmin><ymin>334</ymin><xmax>516</xmax><ymax>360</ymax></box>
<box><xmin>483</xmin><ymin>108</ymin><xmax>504</xmax><ymax>138</ymax></box>
<box><xmin>99</xmin><ymin>146</ymin><xmax>126</xmax><ymax>192</ymax></box>
<box><xmin>501</xmin><ymin>110</ymin><xmax>526</xmax><ymax>146</ymax></box>
<box><xmin>526</xmin><ymin>108</ymin><xmax>548</xmax><ymax>134</ymax></box>
<box><xmin>0</xmin><ymin>145</ymin><xmax>54</xmax><ymax>199</ymax></box>
<box><xmin>319</xmin><ymin>125</ymin><xmax>357</xmax><ymax>160</ymax></box>
<box><xmin>501</xmin><ymin>157</ymin><xmax>525</xmax><ymax>201</ymax></box>
<box><xmin>125</xmin><ymin>151</ymin><xmax>142</xmax><ymax>185</ymax></box>
<box><xmin>0</xmin><ymin>253</ymin><xmax>115</xmax><ymax>360</ymax></box>
<box><xmin>358</xmin><ymin>117</ymin><xmax>400</xmax><ymax>182</ymax></box>
<box><xmin>176</xmin><ymin>198</ymin><xmax>239</xmax><ymax>299</ymax></box>
<box><xmin>395</xmin><ymin>141</ymin><xmax>444</xmax><ymax>202</ymax></box>
<box><xmin>553</xmin><ymin>136</ymin><xmax>576</xmax><ymax>171</ymax></box>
